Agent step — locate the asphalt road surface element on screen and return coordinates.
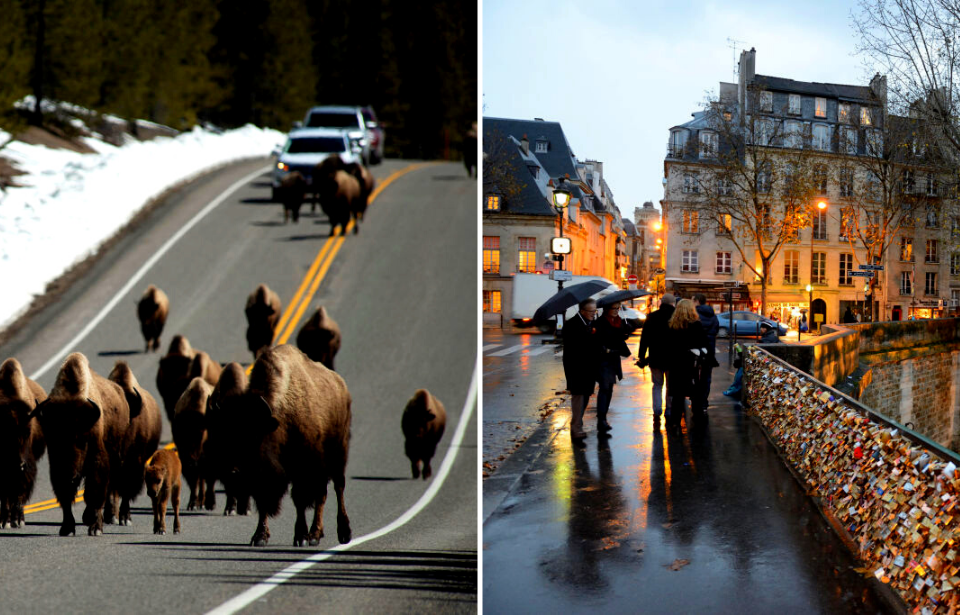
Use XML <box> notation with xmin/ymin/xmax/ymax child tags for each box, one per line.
<box><xmin>0</xmin><ymin>158</ymin><xmax>478</xmax><ymax>613</ymax></box>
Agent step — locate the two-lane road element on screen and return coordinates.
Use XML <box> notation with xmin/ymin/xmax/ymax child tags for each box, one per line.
<box><xmin>0</xmin><ymin>158</ymin><xmax>477</xmax><ymax>612</ymax></box>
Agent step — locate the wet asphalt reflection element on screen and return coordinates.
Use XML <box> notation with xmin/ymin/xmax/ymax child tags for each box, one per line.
<box><xmin>483</xmin><ymin>337</ymin><xmax>889</xmax><ymax>614</ymax></box>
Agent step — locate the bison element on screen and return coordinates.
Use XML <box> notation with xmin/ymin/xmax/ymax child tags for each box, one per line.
<box><xmin>172</xmin><ymin>377</ymin><xmax>214</xmax><ymax>511</ymax></box>
<box><xmin>189</xmin><ymin>350</ymin><xmax>222</xmax><ymax>387</ymax></box>
<box><xmin>401</xmin><ymin>389</ymin><xmax>446</xmax><ymax>480</ymax></box>
<box><xmin>144</xmin><ymin>449</ymin><xmax>182</xmax><ymax>535</ymax></box>
<box><xmin>342</xmin><ymin>162</ymin><xmax>375</xmax><ymax>231</ymax></box>
<box><xmin>107</xmin><ymin>361</ymin><xmax>162</xmax><ymax>525</ymax></box>
<box><xmin>295</xmin><ymin>306</ymin><xmax>341</xmax><ymax>370</ymax></box>
<box><xmin>279</xmin><ymin>171</ymin><xmax>308</xmax><ymax>223</ymax></box>
<box><xmin>314</xmin><ymin>154</ymin><xmax>361</xmax><ymax>236</ymax></box>
<box><xmin>156</xmin><ymin>334</ymin><xmax>196</xmax><ymax>422</ymax></box>
<box><xmin>137</xmin><ymin>285</ymin><xmax>169</xmax><ymax>352</ymax></box>
<box><xmin>213</xmin><ymin>345</ymin><xmax>351</xmax><ymax>547</ymax></box>
<box><xmin>31</xmin><ymin>353</ymin><xmax>132</xmax><ymax>536</ymax></box>
<box><xmin>0</xmin><ymin>358</ymin><xmax>46</xmax><ymax>529</ymax></box>
<box><xmin>206</xmin><ymin>362</ymin><xmax>252</xmax><ymax>516</ymax></box>
<box><xmin>463</xmin><ymin>122</ymin><xmax>477</xmax><ymax>178</ymax></box>
<box><xmin>245</xmin><ymin>284</ymin><xmax>282</xmax><ymax>360</ymax></box>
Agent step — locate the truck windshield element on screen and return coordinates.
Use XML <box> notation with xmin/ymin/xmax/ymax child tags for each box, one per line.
<box><xmin>306</xmin><ymin>112</ymin><xmax>359</xmax><ymax>129</ymax></box>
<box><xmin>286</xmin><ymin>137</ymin><xmax>346</xmax><ymax>154</ymax></box>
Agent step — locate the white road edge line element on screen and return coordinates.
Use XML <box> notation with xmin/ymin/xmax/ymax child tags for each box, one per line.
<box><xmin>206</xmin><ymin>356</ymin><xmax>480</xmax><ymax>615</ymax></box>
<box><xmin>29</xmin><ymin>165</ymin><xmax>272</xmax><ymax>381</ymax></box>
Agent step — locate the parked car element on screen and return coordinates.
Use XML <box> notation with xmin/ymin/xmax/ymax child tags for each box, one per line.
<box><xmin>716</xmin><ymin>311</ymin><xmax>789</xmax><ymax>338</ymax></box>
<box><xmin>300</xmin><ymin>106</ymin><xmax>374</xmax><ymax>165</ymax></box>
<box><xmin>271</xmin><ymin>128</ymin><xmax>361</xmax><ymax>201</ymax></box>
<box><xmin>361</xmin><ymin>106</ymin><xmax>385</xmax><ymax>164</ymax></box>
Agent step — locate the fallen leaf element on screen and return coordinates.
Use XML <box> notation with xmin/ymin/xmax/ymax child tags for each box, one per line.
<box><xmin>661</xmin><ymin>522</ymin><xmax>674</xmax><ymax>529</ymax></box>
<box><xmin>668</xmin><ymin>559</ymin><xmax>691</xmax><ymax>571</ymax></box>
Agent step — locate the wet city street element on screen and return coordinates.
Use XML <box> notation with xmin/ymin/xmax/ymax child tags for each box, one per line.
<box><xmin>482</xmin><ymin>329</ymin><xmax>889</xmax><ymax>613</ymax></box>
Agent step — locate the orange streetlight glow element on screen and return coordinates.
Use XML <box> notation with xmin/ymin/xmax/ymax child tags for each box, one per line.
<box><xmin>817</xmin><ymin>201</ymin><xmax>827</xmax><ymax>210</ymax></box>
<box><xmin>652</xmin><ymin>221</ymin><xmax>663</xmax><ymax>231</ymax></box>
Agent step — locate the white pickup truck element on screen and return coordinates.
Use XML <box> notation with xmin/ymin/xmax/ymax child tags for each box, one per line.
<box><xmin>511</xmin><ymin>273</ymin><xmax>643</xmax><ymax>333</ymax></box>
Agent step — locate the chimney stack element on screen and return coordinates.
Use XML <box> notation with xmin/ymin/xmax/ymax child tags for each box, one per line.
<box><xmin>520</xmin><ymin>134</ymin><xmax>529</xmax><ymax>154</ymax></box>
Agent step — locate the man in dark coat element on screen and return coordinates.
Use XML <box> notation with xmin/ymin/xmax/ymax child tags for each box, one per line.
<box><xmin>694</xmin><ymin>294</ymin><xmax>720</xmax><ymax>413</ymax></box>
<box><xmin>636</xmin><ymin>293</ymin><xmax>676</xmax><ymax>423</ymax></box>
<box><xmin>562</xmin><ymin>299</ymin><xmax>600</xmax><ymax>440</ymax></box>
<box><xmin>594</xmin><ymin>301</ymin><xmax>636</xmax><ymax>433</ymax></box>
<box><xmin>842</xmin><ymin>306</ymin><xmax>857</xmax><ymax>324</ymax></box>
<box><xmin>759</xmin><ymin>321</ymin><xmax>780</xmax><ymax>343</ymax></box>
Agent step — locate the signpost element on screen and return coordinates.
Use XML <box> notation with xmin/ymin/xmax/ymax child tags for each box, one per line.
<box><xmin>850</xmin><ymin>271</ymin><xmax>876</xmax><ymax>277</ymax></box>
<box><xmin>627</xmin><ymin>274</ymin><xmax>638</xmax><ymax>285</ymax></box>
<box><xmin>550</xmin><ymin>270</ymin><xmax>573</xmax><ymax>282</ymax></box>
<box><xmin>858</xmin><ymin>264</ymin><xmax>884</xmax><ymax>271</ymax></box>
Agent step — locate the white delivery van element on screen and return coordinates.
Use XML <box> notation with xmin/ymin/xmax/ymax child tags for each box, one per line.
<box><xmin>510</xmin><ymin>273</ymin><xmax>642</xmax><ymax>333</ymax></box>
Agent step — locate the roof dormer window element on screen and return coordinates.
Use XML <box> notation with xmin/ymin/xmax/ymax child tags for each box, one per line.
<box><xmin>535</xmin><ymin>140</ymin><xmax>548</xmax><ymax>153</ymax></box>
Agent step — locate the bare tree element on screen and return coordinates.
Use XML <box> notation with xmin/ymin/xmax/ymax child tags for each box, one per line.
<box><xmin>683</xmin><ymin>91</ymin><xmax>821</xmax><ymax>314</ymax></box>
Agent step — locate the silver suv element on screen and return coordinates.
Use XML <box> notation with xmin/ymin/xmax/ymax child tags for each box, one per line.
<box><xmin>300</xmin><ymin>106</ymin><xmax>375</xmax><ymax>165</ymax></box>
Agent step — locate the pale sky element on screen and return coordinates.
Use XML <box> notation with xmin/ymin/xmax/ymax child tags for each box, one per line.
<box><xmin>482</xmin><ymin>0</ymin><xmax>878</xmax><ymax>220</ymax></box>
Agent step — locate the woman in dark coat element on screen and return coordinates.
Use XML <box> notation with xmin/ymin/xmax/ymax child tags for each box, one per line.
<box><xmin>562</xmin><ymin>299</ymin><xmax>600</xmax><ymax>440</ymax></box>
<box><xmin>665</xmin><ymin>299</ymin><xmax>708</xmax><ymax>432</ymax></box>
<box><xmin>593</xmin><ymin>302</ymin><xmax>635</xmax><ymax>433</ymax></box>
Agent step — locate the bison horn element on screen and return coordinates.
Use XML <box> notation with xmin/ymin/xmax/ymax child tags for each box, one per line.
<box><xmin>128</xmin><ymin>388</ymin><xmax>144</xmax><ymax>420</ymax></box>
<box><xmin>28</xmin><ymin>399</ymin><xmax>47</xmax><ymax>420</ymax></box>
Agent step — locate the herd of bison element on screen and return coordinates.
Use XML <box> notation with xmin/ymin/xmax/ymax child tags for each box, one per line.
<box><xmin>0</xmin><ymin>274</ymin><xmax>446</xmax><ymax>546</ymax></box>
<box><xmin>279</xmin><ymin>154</ymin><xmax>375</xmax><ymax>234</ymax></box>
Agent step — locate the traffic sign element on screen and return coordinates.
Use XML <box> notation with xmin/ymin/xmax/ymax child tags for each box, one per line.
<box><xmin>627</xmin><ymin>274</ymin><xmax>638</xmax><ymax>284</ymax></box>
<box><xmin>850</xmin><ymin>271</ymin><xmax>876</xmax><ymax>277</ymax></box>
<box><xmin>550</xmin><ymin>270</ymin><xmax>573</xmax><ymax>281</ymax></box>
<box><xmin>858</xmin><ymin>264</ymin><xmax>884</xmax><ymax>271</ymax></box>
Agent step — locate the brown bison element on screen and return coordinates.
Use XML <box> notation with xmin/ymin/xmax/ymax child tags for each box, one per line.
<box><xmin>314</xmin><ymin>154</ymin><xmax>361</xmax><ymax>236</ymax></box>
<box><xmin>172</xmin><ymin>377</ymin><xmax>214</xmax><ymax>511</ymax></box>
<box><xmin>342</xmin><ymin>162</ymin><xmax>375</xmax><ymax>231</ymax></box>
<box><xmin>401</xmin><ymin>389</ymin><xmax>446</xmax><ymax>480</ymax></box>
<box><xmin>205</xmin><ymin>362</ymin><xmax>252</xmax><ymax>516</ymax></box>
<box><xmin>31</xmin><ymin>353</ymin><xmax>132</xmax><ymax>536</ymax></box>
<box><xmin>245</xmin><ymin>284</ymin><xmax>282</xmax><ymax>360</ymax></box>
<box><xmin>279</xmin><ymin>171</ymin><xmax>308</xmax><ymax>223</ymax></box>
<box><xmin>189</xmin><ymin>350</ymin><xmax>222</xmax><ymax>387</ymax></box>
<box><xmin>213</xmin><ymin>345</ymin><xmax>351</xmax><ymax>547</ymax></box>
<box><xmin>295</xmin><ymin>306</ymin><xmax>341</xmax><ymax>370</ymax></box>
<box><xmin>107</xmin><ymin>361</ymin><xmax>162</xmax><ymax>525</ymax></box>
<box><xmin>156</xmin><ymin>334</ymin><xmax>196</xmax><ymax>422</ymax></box>
<box><xmin>0</xmin><ymin>358</ymin><xmax>46</xmax><ymax>529</ymax></box>
<box><xmin>144</xmin><ymin>449</ymin><xmax>182</xmax><ymax>535</ymax></box>
<box><xmin>137</xmin><ymin>285</ymin><xmax>169</xmax><ymax>352</ymax></box>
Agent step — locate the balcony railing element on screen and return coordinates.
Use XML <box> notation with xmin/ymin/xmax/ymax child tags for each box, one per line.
<box><xmin>666</xmin><ymin>142</ymin><xmax>686</xmax><ymax>158</ymax></box>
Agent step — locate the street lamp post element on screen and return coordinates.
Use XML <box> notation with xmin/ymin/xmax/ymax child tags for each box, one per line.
<box><xmin>806</xmin><ymin>283</ymin><xmax>813</xmax><ymax>337</ymax></box>
<box><xmin>550</xmin><ymin>179</ymin><xmax>573</xmax><ymax>335</ymax></box>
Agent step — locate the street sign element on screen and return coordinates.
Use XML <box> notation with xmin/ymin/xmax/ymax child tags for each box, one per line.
<box><xmin>627</xmin><ymin>274</ymin><xmax>638</xmax><ymax>284</ymax></box>
<box><xmin>550</xmin><ymin>270</ymin><xmax>572</xmax><ymax>282</ymax></box>
<box><xmin>858</xmin><ymin>264</ymin><xmax>884</xmax><ymax>271</ymax></box>
<box><xmin>850</xmin><ymin>271</ymin><xmax>876</xmax><ymax>277</ymax></box>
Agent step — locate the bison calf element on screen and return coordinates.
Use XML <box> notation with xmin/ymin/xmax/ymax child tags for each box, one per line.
<box><xmin>137</xmin><ymin>285</ymin><xmax>170</xmax><ymax>352</ymax></box>
<box><xmin>401</xmin><ymin>389</ymin><xmax>446</xmax><ymax>480</ymax></box>
<box><xmin>295</xmin><ymin>306</ymin><xmax>341</xmax><ymax>370</ymax></box>
<box><xmin>144</xmin><ymin>449</ymin><xmax>181</xmax><ymax>535</ymax></box>
<box><xmin>215</xmin><ymin>345</ymin><xmax>351</xmax><ymax>547</ymax></box>
<box><xmin>245</xmin><ymin>284</ymin><xmax>282</xmax><ymax>360</ymax></box>
<box><xmin>0</xmin><ymin>358</ymin><xmax>46</xmax><ymax>529</ymax></box>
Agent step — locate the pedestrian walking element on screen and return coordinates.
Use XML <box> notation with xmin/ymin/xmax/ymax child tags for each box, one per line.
<box><xmin>694</xmin><ymin>293</ymin><xmax>720</xmax><ymax>414</ymax></box>
<box><xmin>636</xmin><ymin>293</ymin><xmax>676</xmax><ymax>425</ymax></box>
<box><xmin>842</xmin><ymin>306</ymin><xmax>856</xmax><ymax>324</ymax></box>
<box><xmin>562</xmin><ymin>298</ymin><xmax>600</xmax><ymax>441</ymax></box>
<box><xmin>664</xmin><ymin>299</ymin><xmax>708</xmax><ymax>433</ymax></box>
<box><xmin>594</xmin><ymin>301</ymin><xmax>636</xmax><ymax>434</ymax></box>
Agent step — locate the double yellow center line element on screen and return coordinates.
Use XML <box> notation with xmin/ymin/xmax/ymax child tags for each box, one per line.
<box><xmin>24</xmin><ymin>162</ymin><xmax>430</xmax><ymax>516</ymax></box>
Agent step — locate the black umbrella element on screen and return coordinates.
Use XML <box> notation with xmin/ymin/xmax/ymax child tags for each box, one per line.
<box><xmin>596</xmin><ymin>289</ymin><xmax>652</xmax><ymax>308</ymax></box>
<box><xmin>532</xmin><ymin>280</ymin><xmax>612</xmax><ymax>323</ymax></box>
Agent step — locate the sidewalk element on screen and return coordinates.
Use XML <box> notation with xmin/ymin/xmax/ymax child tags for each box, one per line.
<box><xmin>482</xmin><ymin>341</ymin><xmax>889</xmax><ymax>613</ymax></box>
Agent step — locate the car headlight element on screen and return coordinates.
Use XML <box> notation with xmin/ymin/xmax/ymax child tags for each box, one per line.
<box><xmin>277</xmin><ymin>162</ymin><xmax>289</xmax><ymax>172</ymax></box>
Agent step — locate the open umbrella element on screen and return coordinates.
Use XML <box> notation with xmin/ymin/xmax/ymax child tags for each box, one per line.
<box><xmin>596</xmin><ymin>289</ymin><xmax>652</xmax><ymax>308</ymax></box>
<box><xmin>532</xmin><ymin>280</ymin><xmax>612</xmax><ymax>323</ymax></box>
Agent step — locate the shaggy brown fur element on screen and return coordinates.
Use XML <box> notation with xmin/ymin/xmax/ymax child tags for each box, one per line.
<box><xmin>342</xmin><ymin>162</ymin><xmax>375</xmax><ymax>232</ymax></box>
<box><xmin>401</xmin><ymin>389</ymin><xmax>446</xmax><ymax>480</ymax></box>
<box><xmin>107</xmin><ymin>361</ymin><xmax>162</xmax><ymax>525</ymax></box>
<box><xmin>245</xmin><ymin>284</ymin><xmax>282</xmax><ymax>360</ymax></box>
<box><xmin>137</xmin><ymin>285</ymin><xmax>169</xmax><ymax>352</ymax></box>
<box><xmin>295</xmin><ymin>306</ymin><xmax>341</xmax><ymax>370</ymax></box>
<box><xmin>0</xmin><ymin>358</ymin><xmax>46</xmax><ymax>528</ymax></box>
<box><xmin>30</xmin><ymin>353</ymin><xmax>130</xmax><ymax>536</ymax></box>
<box><xmin>188</xmin><ymin>351</ymin><xmax>222</xmax><ymax>387</ymax></box>
<box><xmin>206</xmin><ymin>362</ymin><xmax>251</xmax><ymax>515</ymax></box>
<box><xmin>172</xmin><ymin>377</ymin><xmax>214</xmax><ymax>511</ymax></box>
<box><xmin>156</xmin><ymin>334</ymin><xmax>196</xmax><ymax>422</ymax></box>
<box><xmin>279</xmin><ymin>171</ymin><xmax>308</xmax><ymax>223</ymax></box>
<box><xmin>144</xmin><ymin>449</ymin><xmax>181</xmax><ymax>535</ymax></box>
<box><xmin>314</xmin><ymin>155</ymin><xmax>361</xmax><ymax>236</ymax></box>
<box><xmin>215</xmin><ymin>345</ymin><xmax>351</xmax><ymax>547</ymax></box>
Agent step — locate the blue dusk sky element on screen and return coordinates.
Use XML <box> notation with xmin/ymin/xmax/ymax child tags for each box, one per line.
<box><xmin>482</xmin><ymin>0</ymin><xmax>877</xmax><ymax>219</ymax></box>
